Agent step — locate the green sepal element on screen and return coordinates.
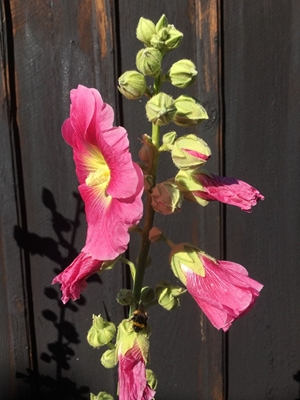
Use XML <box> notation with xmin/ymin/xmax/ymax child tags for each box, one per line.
<box><xmin>169</xmin><ymin>244</ymin><xmax>207</xmax><ymax>284</ymax></box>
<box><xmin>90</xmin><ymin>392</ymin><xmax>114</xmax><ymax>400</ymax></box>
<box><xmin>159</xmin><ymin>131</ymin><xmax>177</xmax><ymax>152</ymax></box>
<box><xmin>175</xmin><ymin>169</ymin><xmax>208</xmax><ymax>207</ymax></box>
<box><xmin>174</xmin><ymin>95</ymin><xmax>208</xmax><ymax>126</ymax></box>
<box><xmin>87</xmin><ymin>315</ymin><xmax>116</xmax><ymax>348</ymax></box>
<box><xmin>146</xmin><ymin>369</ymin><xmax>158</xmax><ymax>390</ymax></box>
<box><xmin>156</xmin><ymin>280</ymin><xmax>187</xmax><ymax>310</ymax></box>
<box><xmin>146</xmin><ymin>93</ymin><xmax>176</xmax><ymax>126</ymax></box>
<box><xmin>101</xmin><ymin>348</ymin><xmax>117</xmax><ymax>369</ymax></box>
<box><xmin>155</xmin><ymin>14</ymin><xmax>168</xmax><ymax>33</ymax></box>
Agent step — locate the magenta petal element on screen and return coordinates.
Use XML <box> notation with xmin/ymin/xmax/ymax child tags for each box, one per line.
<box><xmin>183</xmin><ymin>255</ymin><xmax>263</xmax><ymax>331</ymax></box>
<box><xmin>118</xmin><ymin>347</ymin><xmax>155</xmax><ymax>400</ymax></box>
<box><xmin>196</xmin><ymin>173</ymin><xmax>264</xmax><ymax>212</ymax></box>
<box><xmin>52</xmin><ymin>252</ymin><xmax>103</xmax><ymax>304</ymax></box>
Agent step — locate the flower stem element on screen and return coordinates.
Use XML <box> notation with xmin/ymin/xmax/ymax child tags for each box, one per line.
<box><xmin>131</xmin><ymin>122</ymin><xmax>160</xmax><ymax>314</ymax></box>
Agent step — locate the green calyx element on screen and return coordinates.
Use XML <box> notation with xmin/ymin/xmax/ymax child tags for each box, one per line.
<box><xmin>146</xmin><ymin>369</ymin><xmax>158</xmax><ymax>390</ymax></box>
<box><xmin>118</xmin><ymin>70</ymin><xmax>146</xmax><ymax>100</ymax></box>
<box><xmin>146</xmin><ymin>93</ymin><xmax>176</xmax><ymax>126</ymax></box>
<box><xmin>174</xmin><ymin>95</ymin><xmax>208</xmax><ymax>126</ymax></box>
<box><xmin>168</xmin><ymin>60</ymin><xmax>198</xmax><ymax>88</ymax></box>
<box><xmin>156</xmin><ymin>280</ymin><xmax>187</xmax><ymax>310</ymax></box>
<box><xmin>90</xmin><ymin>392</ymin><xmax>114</xmax><ymax>400</ymax></box>
<box><xmin>175</xmin><ymin>169</ymin><xmax>209</xmax><ymax>207</ymax></box>
<box><xmin>87</xmin><ymin>315</ymin><xmax>116</xmax><ymax>348</ymax></box>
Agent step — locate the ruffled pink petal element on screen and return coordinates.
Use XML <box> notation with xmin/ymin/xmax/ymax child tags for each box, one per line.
<box><xmin>118</xmin><ymin>347</ymin><xmax>155</xmax><ymax>400</ymax></box>
<box><xmin>52</xmin><ymin>252</ymin><xmax>103</xmax><ymax>304</ymax></box>
<box><xmin>183</xmin><ymin>255</ymin><xmax>263</xmax><ymax>331</ymax></box>
<box><xmin>195</xmin><ymin>173</ymin><xmax>264</xmax><ymax>212</ymax></box>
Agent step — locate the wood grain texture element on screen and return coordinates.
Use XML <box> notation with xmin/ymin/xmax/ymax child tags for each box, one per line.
<box><xmin>118</xmin><ymin>1</ymin><xmax>225</xmax><ymax>399</ymax></box>
<box><xmin>224</xmin><ymin>1</ymin><xmax>300</xmax><ymax>399</ymax></box>
<box><xmin>6</xmin><ymin>0</ymin><xmax>121</xmax><ymax>398</ymax></box>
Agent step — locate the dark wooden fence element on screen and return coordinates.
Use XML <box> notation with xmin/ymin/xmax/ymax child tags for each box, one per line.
<box><xmin>1</xmin><ymin>1</ymin><xmax>299</xmax><ymax>399</ymax></box>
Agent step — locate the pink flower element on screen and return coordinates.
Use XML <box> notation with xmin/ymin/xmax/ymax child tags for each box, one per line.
<box><xmin>181</xmin><ymin>253</ymin><xmax>263</xmax><ymax>331</ymax></box>
<box><xmin>193</xmin><ymin>172</ymin><xmax>264</xmax><ymax>212</ymax></box>
<box><xmin>62</xmin><ymin>85</ymin><xmax>144</xmax><ymax>260</ymax></box>
<box><xmin>52</xmin><ymin>252</ymin><xmax>104</xmax><ymax>304</ymax></box>
<box><xmin>118</xmin><ymin>346</ymin><xmax>155</xmax><ymax>400</ymax></box>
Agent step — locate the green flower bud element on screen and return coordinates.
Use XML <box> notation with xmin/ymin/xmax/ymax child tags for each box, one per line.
<box><xmin>140</xmin><ymin>286</ymin><xmax>155</xmax><ymax>303</ymax></box>
<box><xmin>151</xmin><ymin>181</ymin><xmax>183</xmax><ymax>215</ymax></box>
<box><xmin>90</xmin><ymin>392</ymin><xmax>114</xmax><ymax>400</ymax></box>
<box><xmin>146</xmin><ymin>369</ymin><xmax>158</xmax><ymax>390</ymax></box>
<box><xmin>164</xmin><ymin>25</ymin><xmax>183</xmax><ymax>50</ymax></box>
<box><xmin>101</xmin><ymin>349</ymin><xmax>117</xmax><ymax>369</ymax></box>
<box><xmin>159</xmin><ymin>131</ymin><xmax>177</xmax><ymax>152</ymax></box>
<box><xmin>174</xmin><ymin>95</ymin><xmax>208</xmax><ymax>126</ymax></box>
<box><xmin>156</xmin><ymin>280</ymin><xmax>186</xmax><ymax>310</ymax></box>
<box><xmin>136</xmin><ymin>48</ymin><xmax>162</xmax><ymax>77</ymax></box>
<box><xmin>116</xmin><ymin>289</ymin><xmax>135</xmax><ymax>306</ymax></box>
<box><xmin>151</xmin><ymin>15</ymin><xmax>183</xmax><ymax>51</ymax></box>
<box><xmin>155</xmin><ymin>14</ymin><xmax>168</xmax><ymax>33</ymax></box>
<box><xmin>118</xmin><ymin>70</ymin><xmax>146</xmax><ymax>100</ymax></box>
<box><xmin>146</xmin><ymin>93</ymin><xmax>176</xmax><ymax>126</ymax></box>
<box><xmin>87</xmin><ymin>315</ymin><xmax>116</xmax><ymax>348</ymax></box>
<box><xmin>136</xmin><ymin>17</ymin><xmax>156</xmax><ymax>46</ymax></box>
<box><xmin>168</xmin><ymin>60</ymin><xmax>198</xmax><ymax>88</ymax></box>
<box><xmin>169</xmin><ymin>243</ymin><xmax>206</xmax><ymax>286</ymax></box>
<box><xmin>171</xmin><ymin>134</ymin><xmax>211</xmax><ymax>170</ymax></box>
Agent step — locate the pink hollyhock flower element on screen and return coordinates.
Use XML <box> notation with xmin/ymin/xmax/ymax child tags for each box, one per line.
<box><xmin>192</xmin><ymin>172</ymin><xmax>264</xmax><ymax>212</ymax></box>
<box><xmin>170</xmin><ymin>245</ymin><xmax>263</xmax><ymax>331</ymax></box>
<box><xmin>118</xmin><ymin>346</ymin><xmax>155</xmax><ymax>400</ymax></box>
<box><xmin>52</xmin><ymin>252</ymin><xmax>104</xmax><ymax>304</ymax></box>
<box><xmin>62</xmin><ymin>85</ymin><xmax>144</xmax><ymax>260</ymax></box>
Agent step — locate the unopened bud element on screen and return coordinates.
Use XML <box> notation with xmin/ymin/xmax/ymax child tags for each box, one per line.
<box><xmin>118</xmin><ymin>70</ymin><xmax>146</xmax><ymax>100</ymax></box>
<box><xmin>140</xmin><ymin>286</ymin><xmax>155</xmax><ymax>303</ymax></box>
<box><xmin>156</xmin><ymin>280</ymin><xmax>186</xmax><ymax>310</ymax></box>
<box><xmin>168</xmin><ymin>60</ymin><xmax>197</xmax><ymax>88</ymax></box>
<box><xmin>101</xmin><ymin>349</ymin><xmax>117</xmax><ymax>369</ymax></box>
<box><xmin>171</xmin><ymin>134</ymin><xmax>211</xmax><ymax>170</ymax></box>
<box><xmin>151</xmin><ymin>181</ymin><xmax>183</xmax><ymax>215</ymax></box>
<box><xmin>87</xmin><ymin>315</ymin><xmax>116</xmax><ymax>348</ymax></box>
<box><xmin>149</xmin><ymin>226</ymin><xmax>163</xmax><ymax>243</ymax></box>
<box><xmin>174</xmin><ymin>95</ymin><xmax>208</xmax><ymax>126</ymax></box>
<box><xmin>116</xmin><ymin>289</ymin><xmax>135</xmax><ymax>306</ymax></box>
<box><xmin>136</xmin><ymin>48</ymin><xmax>162</xmax><ymax>77</ymax></box>
<box><xmin>146</xmin><ymin>93</ymin><xmax>176</xmax><ymax>126</ymax></box>
<box><xmin>136</xmin><ymin>17</ymin><xmax>156</xmax><ymax>46</ymax></box>
<box><xmin>151</xmin><ymin>15</ymin><xmax>183</xmax><ymax>52</ymax></box>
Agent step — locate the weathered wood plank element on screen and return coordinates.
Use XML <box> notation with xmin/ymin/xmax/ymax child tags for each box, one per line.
<box><xmin>224</xmin><ymin>1</ymin><xmax>300</xmax><ymax>399</ymax></box>
<box><xmin>8</xmin><ymin>0</ymin><xmax>121</xmax><ymax>398</ymax></box>
<box><xmin>118</xmin><ymin>1</ymin><xmax>225</xmax><ymax>399</ymax></box>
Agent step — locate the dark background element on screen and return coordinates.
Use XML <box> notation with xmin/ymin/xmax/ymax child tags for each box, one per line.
<box><xmin>1</xmin><ymin>1</ymin><xmax>299</xmax><ymax>399</ymax></box>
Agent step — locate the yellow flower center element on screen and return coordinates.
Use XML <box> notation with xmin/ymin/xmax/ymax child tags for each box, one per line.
<box><xmin>85</xmin><ymin>146</ymin><xmax>111</xmax><ymax>190</ymax></box>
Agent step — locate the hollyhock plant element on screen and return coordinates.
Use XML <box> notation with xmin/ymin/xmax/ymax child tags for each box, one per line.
<box><xmin>52</xmin><ymin>252</ymin><xmax>104</xmax><ymax>304</ymax></box>
<box><xmin>170</xmin><ymin>244</ymin><xmax>263</xmax><ymax>331</ymax></box>
<box><xmin>176</xmin><ymin>168</ymin><xmax>264</xmax><ymax>212</ymax></box>
<box><xmin>62</xmin><ymin>85</ymin><xmax>144</xmax><ymax>261</ymax></box>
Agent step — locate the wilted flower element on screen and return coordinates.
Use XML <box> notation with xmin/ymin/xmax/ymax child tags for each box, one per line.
<box><xmin>176</xmin><ymin>169</ymin><xmax>264</xmax><ymax>212</ymax></box>
<box><xmin>170</xmin><ymin>244</ymin><xmax>263</xmax><ymax>331</ymax></box>
<box><xmin>151</xmin><ymin>181</ymin><xmax>183</xmax><ymax>215</ymax></box>
<box><xmin>62</xmin><ymin>85</ymin><xmax>144</xmax><ymax>260</ymax></box>
<box><xmin>52</xmin><ymin>252</ymin><xmax>104</xmax><ymax>303</ymax></box>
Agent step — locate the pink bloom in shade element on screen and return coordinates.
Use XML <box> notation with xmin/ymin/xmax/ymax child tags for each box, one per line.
<box><xmin>118</xmin><ymin>346</ymin><xmax>156</xmax><ymax>400</ymax></box>
<box><xmin>52</xmin><ymin>252</ymin><xmax>104</xmax><ymax>304</ymax></box>
<box><xmin>194</xmin><ymin>172</ymin><xmax>264</xmax><ymax>212</ymax></box>
<box><xmin>181</xmin><ymin>253</ymin><xmax>263</xmax><ymax>331</ymax></box>
<box><xmin>62</xmin><ymin>85</ymin><xmax>144</xmax><ymax>260</ymax></box>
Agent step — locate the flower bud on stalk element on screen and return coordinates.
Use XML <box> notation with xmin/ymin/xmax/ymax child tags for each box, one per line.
<box><xmin>146</xmin><ymin>93</ymin><xmax>176</xmax><ymax>126</ymax></box>
<box><xmin>101</xmin><ymin>349</ymin><xmax>117</xmax><ymax>369</ymax></box>
<box><xmin>151</xmin><ymin>181</ymin><xmax>183</xmax><ymax>215</ymax></box>
<box><xmin>146</xmin><ymin>369</ymin><xmax>158</xmax><ymax>390</ymax></box>
<box><xmin>136</xmin><ymin>48</ymin><xmax>162</xmax><ymax>77</ymax></box>
<box><xmin>168</xmin><ymin>60</ymin><xmax>198</xmax><ymax>88</ymax></box>
<box><xmin>118</xmin><ymin>70</ymin><xmax>147</xmax><ymax>100</ymax></box>
<box><xmin>87</xmin><ymin>314</ymin><xmax>116</xmax><ymax>348</ymax></box>
<box><xmin>174</xmin><ymin>95</ymin><xmax>208</xmax><ymax>126</ymax></box>
<box><xmin>136</xmin><ymin>17</ymin><xmax>156</xmax><ymax>46</ymax></box>
<box><xmin>90</xmin><ymin>391</ymin><xmax>114</xmax><ymax>400</ymax></box>
<box><xmin>156</xmin><ymin>280</ymin><xmax>186</xmax><ymax>310</ymax></box>
<box><xmin>171</xmin><ymin>134</ymin><xmax>211</xmax><ymax>170</ymax></box>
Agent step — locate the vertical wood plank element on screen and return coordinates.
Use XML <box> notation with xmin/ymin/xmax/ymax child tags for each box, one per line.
<box><xmin>7</xmin><ymin>0</ymin><xmax>121</xmax><ymax>398</ymax></box>
<box><xmin>224</xmin><ymin>1</ymin><xmax>300</xmax><ymax>399</ymax></box>
<box><xmin>118</xmin><ymin>1</ymin><xmax>225</xmax><ymax>399</ymax></box>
